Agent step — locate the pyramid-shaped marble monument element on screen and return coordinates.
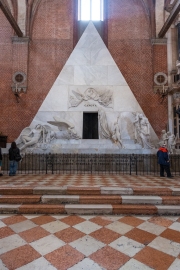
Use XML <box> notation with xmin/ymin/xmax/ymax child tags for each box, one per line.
<box><xmin>17</xmin><ymin>22</ymin><xmax>158</xmax><ymax>153</ymax></box>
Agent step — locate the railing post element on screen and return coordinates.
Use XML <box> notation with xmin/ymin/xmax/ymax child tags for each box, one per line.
<box><xmin>130</xmin><ymin>155</ymin><xmax>131</xmax><ymax>175</ymax></box>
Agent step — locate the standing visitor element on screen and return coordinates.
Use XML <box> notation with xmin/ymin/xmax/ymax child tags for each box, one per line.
<box><xmin>0</xmin><ymin>148</ymin><xmax>3</xmax><ymax>176</ymax></box>
<box><xmin>157</xmin><ymin>143</ymin><xmax>173</xmax><ymax>178</ymax></box>
<box><xmin>9</xmin><ymin>142</ymin><xmax>21</xmax><ymax>176</ymax></box>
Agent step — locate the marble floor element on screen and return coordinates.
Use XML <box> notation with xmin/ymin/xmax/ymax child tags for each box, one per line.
<box><xmin>0</xmin><ymin>214</ymin><xmax>180</xmax><ymax>269</ymax></box>
<box><xmin>0</xmin><ymin>174</ymin><xmax>180</xmax><ymax>188</ymax></box>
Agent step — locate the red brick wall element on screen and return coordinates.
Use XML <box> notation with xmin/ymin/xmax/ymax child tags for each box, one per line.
<box><xmin>0</xmin><ymin>9</ymin><xmax>13</xmax><ymax>140</ymax></box>
<box><xmin>108</xmin><ymin>0</ymin><xmax>168</xmax><ymax>137</ymax></box>
<box><xmin>0</xmin><ymin>0</ymin><xmax>168</xmax><ymax>141</ymax></box>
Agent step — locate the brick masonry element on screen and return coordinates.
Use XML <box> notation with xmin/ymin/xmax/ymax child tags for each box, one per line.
<box><xmin>0</xmin><ymin>0</ymin><xmax>168</xmax><ymax>141</ymax></box>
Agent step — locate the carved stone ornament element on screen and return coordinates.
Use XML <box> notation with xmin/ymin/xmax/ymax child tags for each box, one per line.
<box><xmin>154</xmin><ymin>72</ymin><xmax>168</xmax><ymax>86</ymax></box>
<box><xmin>69</xmin><ymin>87</ymin><xmax>113</xmax><ymax>108</ymax></box>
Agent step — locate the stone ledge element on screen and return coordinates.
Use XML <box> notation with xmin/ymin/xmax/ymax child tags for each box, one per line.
<box><xmin>65</xmin><ymin>204</ymin><xmax>112</xmax><ymax>215</ymax></box>
<box><xmin>121</xmin><ymin>195</ymin><xmax>162</xmax><ymax>205</ymax></box>
<box><xmin>112</xmin><ymin>205</ymin><xmax>157</xmax><ymax>215</ymax></box>
<box><xmin>11</xmin><ymin>36</ymin><xmax>30</xmax><ymax>43</ymax></box>
<box><xmin>42</xmin><ymin>195</ymin><xmax>79</xmax><ymax>204</ymax></box>
<box><xmin>157</xmin><ymin>205</ymin><xmax>180</xmax><ymax>215</ymax></box>
<box><xmin>33</xmin><ymin>187</ymin><xmax>67</xmax><ymax>195</ymax></box>
<box><xmin>101</xmin><ymin>187</ymin><xmax>133</xmax><ymax>195</ymax></box>
<box><xmin>151</xmin><ymin>38</ymin><xmax>167</xmax><ymax>45</ymax></box>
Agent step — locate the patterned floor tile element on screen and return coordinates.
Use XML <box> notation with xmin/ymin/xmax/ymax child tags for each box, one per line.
<box><xmin>0</xmin><ymin>234</ymin><xmax>26</xmax><ymax>255</ymax></box>
<box><xmin>119</xmin><ymin>258</ymin><xmax>153</xmax><ymax>270</ymax></box>
<box><xmin>45</xmin><ymin>244</ymin><xmax>84</xmax><ymax>270</ymax></box>
<box><xmin>60</xmin><ymin>216</ymin><xmax>86</xmax><ymax>226</ymax></box>
<box><xmin>19</xmin><ymin>226</ymin><xmax>50</xmax><ymax>243</ymax></box>
<box><xmin>137</xmin><ymin>221</ymin><xmax>166</xmax><ymax>235</ymax></box>
<box><xmin>16</xmin><ymin>257</ymin><xmax>57</xmax><ymax>270</ymax></box>
<box><xmin>70</xmin><ymin>235</ymin><xmax>105</xmax><ymax>256</ymax></box>
<box><xmin>109</xmin><ymin>235</ymin><xmax>144</xmax><ymax>257</ymax></box>
<box><xmin>55</xmin><ymin>227</ymin><xmax>85</xmax><ymax>243</ymax></box>
<box><xmin>9</xmin><ymin>220</ymin><xmax>37</xmax><ymax>233</ymax></box>
<box><xmin>134</xmin><ymin>246</ymin><xmax>175</xmax><ymax>270</ymax></box>
<box><xmin>89</xmin><ymin>216</ymin><xmax>114</xmax><ymax>226</ymax></box>
<box><xmin>125</xmin><ymin>228</ymin><xmax>156</xmax><ymax>245</ymax></box>
<box><xmin>31</xmin><ymin>215</ymin><xmax>56</xmax><ymax>225</ymax></box>
<box><xmin>0</xmin><ymin>259</ymin><xmax>8</xmax><ymax>270</ymax></box>
<box><xmin>73</xmin><ymin>221</ymin><xmax>101</xmax><ymax>234</ymax></box>
<box><xmin>148</xmin><ymin>216</ymin><xmax>174</xmax><ymax>227</ymax></box>
<box><xmin>0</xmin><ymin>227</ymin><xmax>15</xmax><ymax>239</ymax></box>
<box><xmin>168</xmin><ymin>258</ymin><xmax>180</xmax><ymax>270</ymax></box>
<box><xmin>169</xmin><ymin>222</ymin><xmax>180</xmax><ymax>232</ymax></box>
<box><xmin>0</xmin><ymin>245</ymin><xmax>41</xmax><ymax>270</ymax></box>
<box><xmin>67</xmin><ymin>258</ymin><xmax>102</xmax><ymax>270</ymax></box>
<box><xmin>148</xmin><ymin>236</ymin><xmax>180</xmax><ymax>257</ymax></box>
<box><xmin>41</xmin><ymin>220</ymin><xmax>69</xmax><ymax>233</ymax></box>
<box><xmin>105</xmin><ymin>221</ymin><xmax>133</xmax><ymax>235</ymax></box>
<box><xmin>89</xmin><ymin>246</ymin><xmax>129</xmax><ymax>270</ymax></box>
<box><xmin>160</xmin><ymin>228</ymin><xmax>180</xmax><ymax>243</ymax></box>
<box><xmin>90</xmin><ymin>227</ymin><xmax>121</xmax><ymax>244</ymax></box>
<box><xmin>0</xmin><ymin>220</ymin><xmax>6</xmax><ymax>229</ymax></box>
<box><xmin>119</xmin><ymin>216</ymin><xmax>145</xmax><ymax>227</ymax></box>
<box><xmin>30</xmin><ymin>235</ymin><xmax>65</xmax><ymax>256</ymax></box>
<box><xmin>1</xmin><ymin>215</ymin><xmax>26</xmax><ymax>226</ymax></box>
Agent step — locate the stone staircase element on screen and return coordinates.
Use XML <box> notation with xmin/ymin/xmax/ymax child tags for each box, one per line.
<box><xmin>0</xmin><ymin>186</ymin><xmax>180</xmax><ymax>215</ymax></box>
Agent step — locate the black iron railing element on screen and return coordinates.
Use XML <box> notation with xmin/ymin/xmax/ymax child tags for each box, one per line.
<box><xmin>1</xmin><ymin>154</ymin><xmax>180</xmax><ymax>176</ymax></box>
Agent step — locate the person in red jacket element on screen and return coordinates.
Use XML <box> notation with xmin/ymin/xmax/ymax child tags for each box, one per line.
<box><xmin>157</xmin><ymin>143</ymin><xmax>173</xmax><ymax>178</ymax></box>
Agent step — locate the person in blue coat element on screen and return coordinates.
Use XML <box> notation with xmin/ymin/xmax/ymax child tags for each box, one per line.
<box><xmin>157</xmin><ymin>143</ymin><xmax>173</xmax><ymax>178</ymax></box>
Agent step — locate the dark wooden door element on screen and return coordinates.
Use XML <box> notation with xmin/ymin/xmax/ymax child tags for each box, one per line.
<box><xmin>83</xmin><ymin>113</ymin><xmax>98</xmax><ymax>139</ymax></box>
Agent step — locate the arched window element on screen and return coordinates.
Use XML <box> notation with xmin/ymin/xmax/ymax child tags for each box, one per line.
<box><xmin>78</xmin><ymin>0</ymin><xmax>104</xmax><ymax>21</ymax></box>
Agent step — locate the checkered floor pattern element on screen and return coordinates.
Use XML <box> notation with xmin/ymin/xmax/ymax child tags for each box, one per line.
<box><xmin>0</xmin><ymin>214</ymin><xmax>180</xmax><ymax>269</ymax></box>
<box><xmin>0</xmin><ymin>174</ymin><xmax>180</xmax><ymax>188</ymax></box>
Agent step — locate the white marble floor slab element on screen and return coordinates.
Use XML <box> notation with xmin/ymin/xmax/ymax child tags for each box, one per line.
<box><xmin>109</xmin><ymin>236</ymin><xmax>144</xmax><ymax>257</ymax></box>
<box><xmin>119</xmin><ymin>258</ymin><xmax>152</xmax><ymax>270</ymax></box>
<box><xmin>148</xmin><ymin>236</ymin><xmax>180</xmax><ymax>257</ymax></box>
<box><xmin>70</xmin><ymin>235</ymin><xmax>105</xmax><ymax>256</ymax></box>
<box><xmin>168</xmin><ymin>258</ymin><xmax>180</xmax><ymax>270</ymax></box>
<box><xmin>0</xmin><ymin>220</ymin><xmax>6</xmax><ymax>228</ymax></box>
<box><xmin>9</xmin><ymin>220</ymin><xmax>37</xmax><ymax>233</ymax></box>
<box><xmin>30</xmin><ymin>235</ymin><xmax>65</xmax><ymax>256</ymax></box>
<box><xmin>73</xmin><ymin>221</ymin><xmax>101</xmax><ymax>234</ymax></box>
<box><xmin>67</xmin><ymin>258</ymin><xmax>103</xmax><ymax>270</ymax></box>
<box><xmin>0</xmin><ymin>259</ymin><xmax>8</xmax><ymax>270</ymax></box>
<box><xmin>169</xmin><ymin>222</ymin><xmax>180</xmax><ymax>232</ymax></box>
<box><xmin>137</xmin><ymin>221</ymin><xmax>166</xmax><ymax>235</ymax></box>
<box><xmin>16</xmin><ymin>257</ymin><xmax>57</xmax><ymax>270</ymax></box>
<box><xmin>41</xmin><ymin>220</ymin><xmax>69</xmax><ymax>233</ymax></box>
<box><xmin>106</xmin><ymin>221</ymin><xmax>133</xmax><ymax>234</ymax></box>
<box><xmin>0</xmin><ymin>235</ymin><xmax>26</xmax><ymax>255</ymax></box>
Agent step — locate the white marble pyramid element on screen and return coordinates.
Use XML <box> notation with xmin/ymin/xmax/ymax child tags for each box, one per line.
<box><xmin>22</xmin><ymin>22</ymin><xmax>158</xmax><ymax>153</ymax></box>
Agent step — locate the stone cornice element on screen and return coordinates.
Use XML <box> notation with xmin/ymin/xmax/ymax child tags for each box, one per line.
<box><xmin>151</xmin><ymin>38</ymin><xmax>167</xmax><ymax>45</ymax></box>
<box><xmin>11</xmin><ymin>36</ymin><xmax>30</xmax><ymax>44</ymax></box>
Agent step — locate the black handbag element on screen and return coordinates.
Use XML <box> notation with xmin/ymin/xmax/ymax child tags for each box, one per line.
<box><xmin>15</xmin><ymin>152</ymin><xmax>22</xmax><ymax>162</ymax></box>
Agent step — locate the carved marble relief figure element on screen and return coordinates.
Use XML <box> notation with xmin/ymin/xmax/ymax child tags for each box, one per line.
<box><xmin>17</xmin><ymin>124</ymin><xmax>53</xmax><ymax>151</ymax></box>
<box><xmin>133</xmin><ymin>112</ymin><xmax>154</xmax><ymax>149</ymax></box>
<box><xmin>112</xmin><ymin>117</ymin><xmax>125</xmax><ymax>148</ymax></box>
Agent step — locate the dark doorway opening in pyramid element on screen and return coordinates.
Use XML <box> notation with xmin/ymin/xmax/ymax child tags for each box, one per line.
<box><xmin>83</xmin><ymin>112</ymin><xmax>99</xmax><ymax>139</ymax></box>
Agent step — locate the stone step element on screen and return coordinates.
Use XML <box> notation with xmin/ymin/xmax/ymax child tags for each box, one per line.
<box><xmin>1</xmin><ymin>187</ymin><xmax>180</xmax><ymax>196</ymax></box>
<box><xmin>41</xmin><ymin>195</ymin><xmax>180</xmax><ymax>205</ymax></box>
<box><xmin>0</xmin><ymin>204</ymin><xmax>180</xmax><ymax>215</ymax></box>
<box><xmin>0</xmin><ymin>194</ymin><xmax>180</xmax><ymax>205</ymax></box>
<box><xmin>0</xmin><ymin>195</ymin><xmax>41</xmax><ymax>204</ymax></box>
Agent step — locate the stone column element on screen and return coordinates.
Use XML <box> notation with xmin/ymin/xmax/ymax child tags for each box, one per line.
<box><xmin>177</xmin><ymin>23</ymin><xmax>180</xmax><ymax>61</ymax></box>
